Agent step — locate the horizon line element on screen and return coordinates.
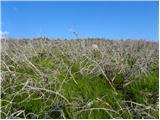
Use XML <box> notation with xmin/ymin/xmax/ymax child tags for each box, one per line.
<box><xmin>2</xmin><ymin>37</ymin><xmax>158</xmax><ymax>42</ymax></box>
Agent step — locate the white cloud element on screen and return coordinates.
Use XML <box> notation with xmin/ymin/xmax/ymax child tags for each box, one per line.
<box><xmin>0</xmin><ymin>31</ymin><xmax>9</xmax><ymax>38</ymax></box>
<box><xmin>0</xmin><ymin>31</ymin><xmax>9</xmax><ymax>35</ymax></box>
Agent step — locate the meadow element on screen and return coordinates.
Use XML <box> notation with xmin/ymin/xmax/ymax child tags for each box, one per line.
<box><xmin>0</xmin><ymin>38</ymin><xmax>159</xmax><ymax>119</ymax></box>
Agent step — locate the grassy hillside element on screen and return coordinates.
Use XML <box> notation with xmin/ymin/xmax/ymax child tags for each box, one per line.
<box><xmin>1</xmin><ymin>38</ymin><xmax>159</xmax><ymax>119</ymax></box>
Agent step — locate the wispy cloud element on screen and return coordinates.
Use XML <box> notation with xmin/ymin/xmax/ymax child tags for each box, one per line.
<box><xmin>0</xmin><ymin>31</ymin><xmax>9</xmax><ymax>38</ymax></box>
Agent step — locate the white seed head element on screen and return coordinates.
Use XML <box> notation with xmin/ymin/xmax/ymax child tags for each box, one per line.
<box><xmin>86</xmin><ymin>101</ymin><xmax>93</xmax><ymax>107</ymax></box>
<box><xmin>92</xmin><ymin>44</ymin><xmax>98</xmax><ymax>49</ymax></box>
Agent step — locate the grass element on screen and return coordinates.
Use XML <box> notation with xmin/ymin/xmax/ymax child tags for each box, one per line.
<box><xmin>1</xmin><ymin>38</ymin><xmax>159</xmax><ymax>119</ymax></box>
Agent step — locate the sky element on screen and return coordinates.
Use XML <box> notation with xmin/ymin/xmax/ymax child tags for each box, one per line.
<box><xmin>1</xmin><ymin>1</ymin><xmax>159</xmax><ymax>41</ymax></box>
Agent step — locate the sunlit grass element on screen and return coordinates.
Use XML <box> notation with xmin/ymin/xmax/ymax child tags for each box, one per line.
<box><xmin>1</xmin><ymin>38</ymin><xmax>159</xmax><ymax>119</ymax></box>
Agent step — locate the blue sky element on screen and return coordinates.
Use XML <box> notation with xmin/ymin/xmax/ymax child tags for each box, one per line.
<box><xmin>1</xmin><ymin>1</ymin><xmax>159</xmax><ymax>41</ymax></box>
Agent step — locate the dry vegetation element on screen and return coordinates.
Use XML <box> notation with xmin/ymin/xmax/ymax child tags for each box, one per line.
<box><xmin>0</xmin><ymin>38</ymin><xmax>159</xmax><ymax>119</ymax></box>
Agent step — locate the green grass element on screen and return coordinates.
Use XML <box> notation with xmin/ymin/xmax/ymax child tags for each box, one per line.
<box><xmin>1</xmin><ymin>39</ymin><xmax>159</xmax><ymax>119</ymax></box>
<box><xmin>127</xmin><ymin>70</ymin><xmax>158</xmax><ymax>104</ymax></box>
